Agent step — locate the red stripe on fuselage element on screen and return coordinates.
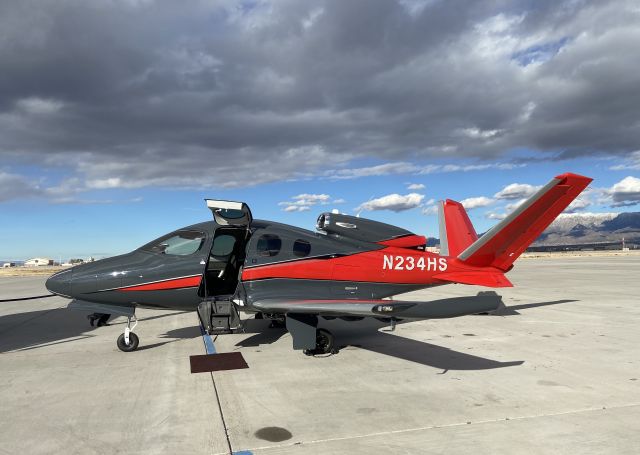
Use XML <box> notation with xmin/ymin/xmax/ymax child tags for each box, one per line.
<box><xmin>242</xmin><ymin>249</ymin><xmax>463</xmax><ymax>284</ymax></box>
<box><xmin>117</xmin><ymin>276</ymin><xmax>201</xmax><ymax>292</ymax></box>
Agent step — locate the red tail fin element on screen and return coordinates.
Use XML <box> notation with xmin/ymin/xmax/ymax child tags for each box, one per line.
<box><xmin>438</xmin><ymin>200</ymin><xmax>478</xmax><ymax>257</ymax></box>
<box><xmin>458</xmin><ymin>173</ymin><xmax>592</xmax><ymax>271</ymax></box>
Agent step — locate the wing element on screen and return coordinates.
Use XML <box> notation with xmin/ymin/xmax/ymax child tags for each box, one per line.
<box><xmin>252</xmin><ymin>292</ymin><xmax>502</xmax><ymax>319</ymax></box>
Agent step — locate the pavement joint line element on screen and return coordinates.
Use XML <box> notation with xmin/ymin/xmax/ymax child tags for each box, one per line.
<box><xmin>198</xmin><ymin>316</ymin><xmax>234</xmax><ymax>455</ymax></box>
<box><xmin>239</xmin><ymin>402</ymin><xmax>640</xmax><ymax>452</ymax></box>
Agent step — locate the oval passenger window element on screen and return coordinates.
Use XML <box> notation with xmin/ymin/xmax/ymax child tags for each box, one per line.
<box><xmin>256</xmin><ymin>234</ymin><xmax>282</xmax><ymax>257</ymax></box>
<box><xmin>293</xmin><ymin>239</ymin><xmax>311</xmax><ymax>257</ymax></box>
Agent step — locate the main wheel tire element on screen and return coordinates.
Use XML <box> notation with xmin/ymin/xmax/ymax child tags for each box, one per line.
<box><xmin>315</xmin><ymin>328</ymin><xmax>334</xmax><ymax>354</ymax></box>
<box><xmin>117</xmin><ymin>332</ymin><xmax>139</xmax><ymax>352</ymax></box>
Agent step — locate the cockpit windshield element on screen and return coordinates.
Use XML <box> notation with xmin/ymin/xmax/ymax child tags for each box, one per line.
<box><xmin>140</xmin><ymin>230</ymin><xmax>206</xmax><ymax>256</ymax></box>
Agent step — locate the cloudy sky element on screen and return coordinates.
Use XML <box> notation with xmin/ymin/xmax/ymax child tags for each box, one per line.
<box><xmin>1</xmin><ymin>0</ymin><xmax>639</xmax><ymax>259</ymax></box>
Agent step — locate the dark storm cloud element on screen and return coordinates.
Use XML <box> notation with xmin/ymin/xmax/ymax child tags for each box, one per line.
<box><xmin>0</xmin><ymin>0</ymin><xmax>638</xmax><ymax>193</ymax></box>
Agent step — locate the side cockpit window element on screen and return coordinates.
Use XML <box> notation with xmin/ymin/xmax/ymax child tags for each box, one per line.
<box><xmin>142</xmin><ymin>230</ymin><xmax>205</xmax><ymax>256</ymax></box>
<box><xmin>293</xmin><ymin>239</ymin><xmax>311</xmax><ymax>257</ymax></box>
<box><xmin>256</xmin><ymin>234</ymin><xmax>281</xmax><ymax>257</ymax></box>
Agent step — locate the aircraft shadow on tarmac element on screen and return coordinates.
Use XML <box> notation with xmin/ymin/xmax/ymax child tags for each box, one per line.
<box><xmin>234</xmin><ymin>318</ymin><xmax>522</xmax><ymax>371</ymax></box>
<box><xmin>489</xmin><ymin>299</ymin><xmax>579</xmax><ymax>316</ymax></box>
<box><xmin>0</xmin><ymin>299</ymin><xmax>578</xmax><ymax>357</ymax></box>
<box><xmin>0</xmin><ymin>307</ymin><xmax>196</xmax><ymax>353</ymax></box>
<box><xmin>330</xmin><ymin>319</ymin><xmax>523</xmax><ymax>371</ymax></box>
<box><xmin>0</xmin><ymin>308</ymin><xmax>88</xmax><ymax>353</ymax></box>
<box><xmin>234</xmin><ymin>299</ymin><xmax>580</xmax><ymax>371</ymax></box>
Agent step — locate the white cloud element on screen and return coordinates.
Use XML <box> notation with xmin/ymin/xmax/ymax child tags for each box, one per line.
<box><xmin>505</xmin><ymin>198</ymin><xmax>527</xmax><ymax>212</ymax></box>
<box><xmin>494</xmin><ymin>183</ymin><xmax>541</xmax><ymax>200</ymax></box>
<box><xmin>0</xmin><ymin>172</ymin><xmax>131</xmax><ymax>205</ymax></box>
<box><xmin>357</xmin><ymin>193</ymin><xmax>425</xmax><ymax>212</ymax></box>
<box><xmin>460</xmin><ymin>196</ymin><xmax>494</xmax><ymax>210</ymax></box>
<box><xmin>283</xmin><ymin>205</ymin><xmax>310</xmax><ymax>212</ymax></box>
<box><xmin>608</xmin><ymin>176</ymin><xmax>640</xmax><ymax>206</ymax></box>
<box><xmin>485</xmin><ymin>212</ymin><xmax>507</xmax><ymax>220</ymax></box>
<box><xmin>1</xmin><ymin>1</ymin><xmax>638</xmax><ymax>200</ymax></box>
<box><xmin>292</xmin><ymin>193</ymin><xmax>330</xmax><ymax>204</ymax></box>
<box><xmin>279</xmin><ymin>193</ymin><xmax>339</xmax><ymax>212</ymax></box>
<box><xmin>418</xmin><ymin>163</ymin><xmax>523</xmax><ymax>175</ymax></box>
<box><xmin>86</xmin><ymin>177</ymin><xmax>125</xmax><ymax>189</ymax></box>
<box><xmin>16</xmin><ymin>97</ymin><xmax>64</xmax><ymax>115</ymax></box>
<box><xmin>325</xmin><ymin>162</ymin><xmax>524</xmax><ymax>180</ymax></box>
<box><xmin>398</xmin><ymin>0</ymin><xmax>432</xmax><ymax>16</ymax></box>
<box><xmin>407</xmin><ymin>183</ymin><xmax>425</xmax><ymax>190</ymax></box>
<box><xmin>564</xmin><ymin>193</ymin><xmax>591</xmax><ymax>212</ymax></box>
<box><xmin>422</xmin><ymin>204</ymin><xmax>438</xmax><ymax>216</ymax></box>
<box><xmin>485</xmin><ymin>197</ymin><xmax>526</xmax><ymax>219</ymax></box>
<box><xmin>301</xmin><ymin>7</ymin><xmax>324</xmax><ymax>29</ymax></box>
<box><xmin>326</xmin><ymin>162</ymin><xmax>419</xmax><ymax>180</ymax></box>
<box><xmin>610</xmin><ymin>151</ymin><xmax>640</xmax><ymax>171</ymax></box>
<box><xmin>457</xmin><ymin>127</ymin><xmax>503</xmax><ymax>139</ymax></box>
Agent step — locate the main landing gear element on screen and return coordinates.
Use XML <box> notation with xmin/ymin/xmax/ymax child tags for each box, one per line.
<box><xmin>116</xmin><ymin>315</ymin><xmax>139</xmax><ymax>352</ymax></box>
<box><xmin>286</xmin><ymin>314</ymin><xmax>338</xmax><ymax>356</ymax></box>
<box><xmin>267</xmin><ymin>315</ymin><xmax>286</xmax><ymax>329</ymax></box>
<box><xmin>87</xmin><ymin>313</ymin><xmax>110</xmax><ymax>327</ymax></box>
<box><xmin>303</xmin><ymin>328</ymin><xmax>336</xmax><ymax>356</ymax></box>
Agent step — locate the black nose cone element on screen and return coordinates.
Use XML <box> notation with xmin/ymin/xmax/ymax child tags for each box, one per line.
<box><xmin>46</xmin><ymin>269</ymin><xmax>72</xmax><ymax>297</ymax></box>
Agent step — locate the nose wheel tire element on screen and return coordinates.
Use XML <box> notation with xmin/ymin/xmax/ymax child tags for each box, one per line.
<box><xmin>117</xmin><ymin>332</ymin><xmax>139</xmax><ymax>352</ymax></box>
<box><xmin>304</xmin><ymin>328</ymin><xmax>335</xmax><ymax>356</ymax></box>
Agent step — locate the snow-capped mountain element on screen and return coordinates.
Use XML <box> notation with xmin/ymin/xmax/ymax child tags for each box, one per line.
<box><xmin>534</xmin><ymin>212</ymin><xmax>640</xmax><ymax>246</ymax></box>
<box><xmin>544</xmin><ymin>213</ymin><xmax>618</xmax><ymax>234</ymax></box>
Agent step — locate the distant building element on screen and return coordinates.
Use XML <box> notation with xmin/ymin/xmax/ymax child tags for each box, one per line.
<box><xmin>25</xmin><ymin>258</ymin><xmax>54</xmax><ymax>267</ymax></box>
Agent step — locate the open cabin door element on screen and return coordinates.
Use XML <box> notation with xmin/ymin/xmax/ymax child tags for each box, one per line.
<box><xmin>199</xmin><ymin>199</ymin><xmax>252</xmax><ymax>333</ymax></box>
<box><xmin>201</xmin><ymin>199</ymin><xmax>252</xmax><ymax>298</ymax></box>
<box><xmin>206</xmin><ymin>199</ymin><xmax>252</xmax><ymax>227</ymax></box>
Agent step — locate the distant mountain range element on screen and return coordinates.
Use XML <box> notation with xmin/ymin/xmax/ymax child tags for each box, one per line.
<box><xmin>424</xmin><ymin>212</ymin><xmax>640</xmax><ymax>248</ymax></box>
<box><xmin>535</xmin><ymin>212</ymin><xmax>640</xmax><ymax>246</ymax></box>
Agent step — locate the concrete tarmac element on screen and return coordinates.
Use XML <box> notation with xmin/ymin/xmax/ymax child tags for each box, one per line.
<box><xmin>1</xmin><ymin>255</ymin><xmax>638</xmax><ymax>454</ymax></box>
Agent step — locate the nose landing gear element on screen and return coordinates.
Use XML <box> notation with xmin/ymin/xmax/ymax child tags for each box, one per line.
<box><xmin>116</xmin><ymin>315</ymin><xmax>139</xmax><ymax>352</ymax></box>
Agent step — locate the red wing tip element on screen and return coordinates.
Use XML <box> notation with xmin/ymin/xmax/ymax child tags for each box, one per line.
<box><xmin>554</xmin><ymin>172</ymin><xmax>594</xmax><ymax>184</ymax></box>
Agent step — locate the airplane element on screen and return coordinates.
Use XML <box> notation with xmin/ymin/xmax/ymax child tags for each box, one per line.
<box><xmin>46</xmin><ymin>172</ymin><xmax>592</xmax><ymax>355</ymax></box>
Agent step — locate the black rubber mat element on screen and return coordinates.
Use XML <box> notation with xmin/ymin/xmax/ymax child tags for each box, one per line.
<box><xmin>190</xmin><ymin>352</ymin><xmax>249</xmax><ymax>373</ymax></box>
